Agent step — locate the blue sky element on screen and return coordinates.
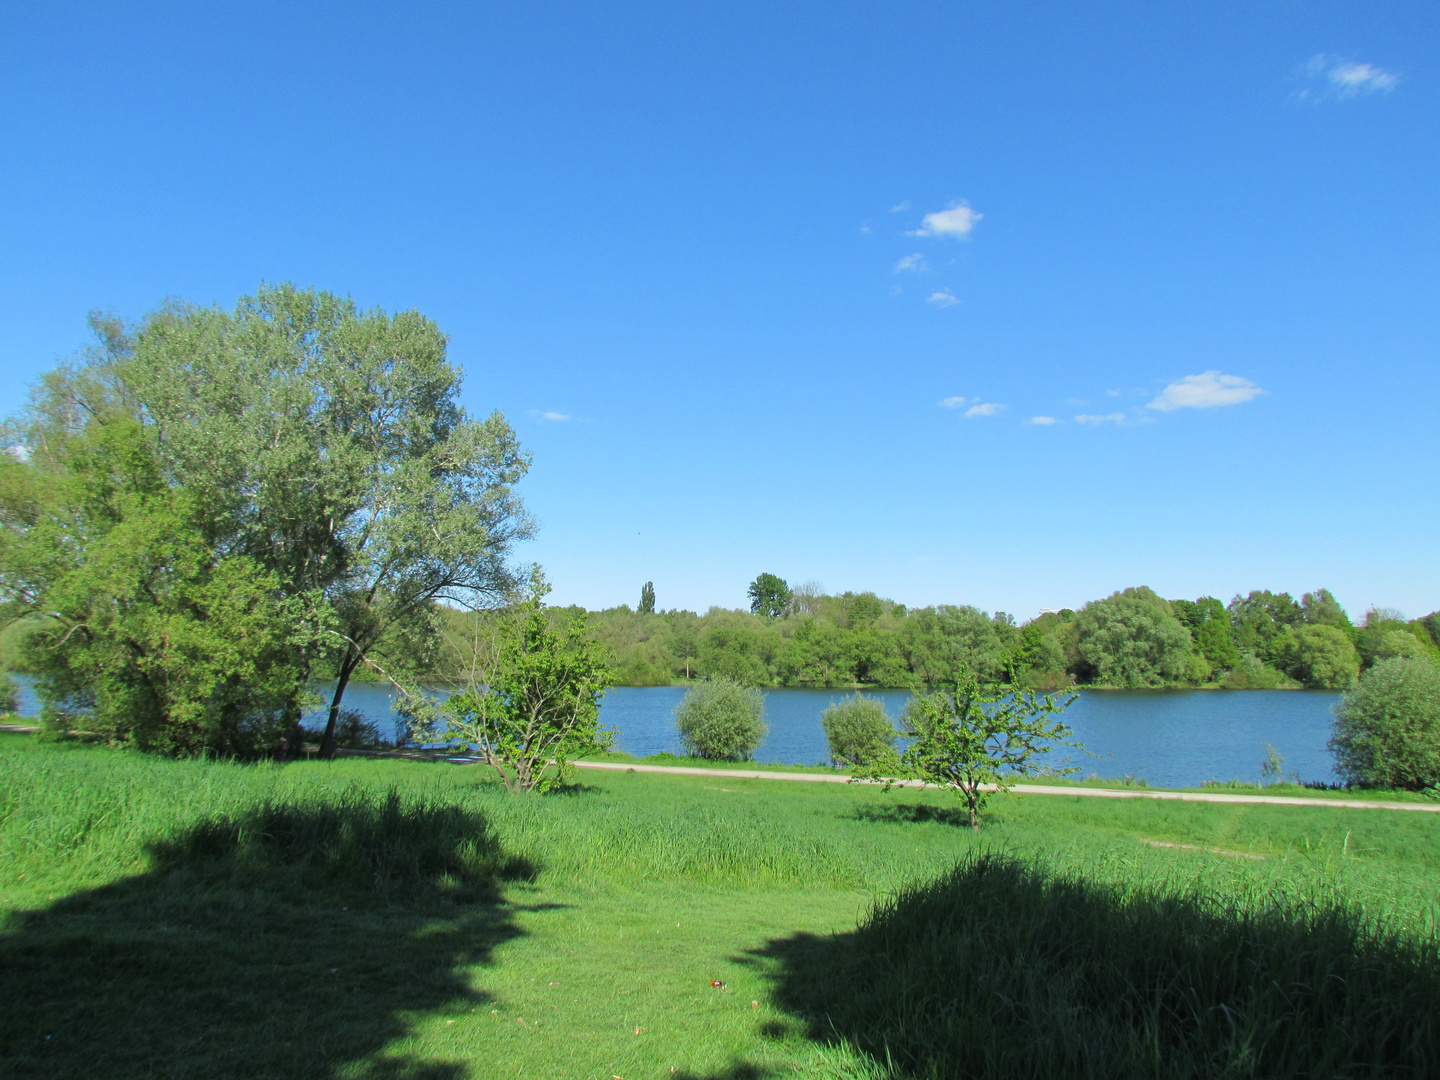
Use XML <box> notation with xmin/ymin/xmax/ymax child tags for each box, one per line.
<box><xmin>2</xmin><ymin>2</ymin><xmax>1436</xmax><ymax>619</ymax></box>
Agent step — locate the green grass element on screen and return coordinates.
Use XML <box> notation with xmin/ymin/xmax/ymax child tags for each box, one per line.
<box><xmin>3</xmin><ymin>729</ymin><xmax>1440</xmax><ymax>1078</ymax></box>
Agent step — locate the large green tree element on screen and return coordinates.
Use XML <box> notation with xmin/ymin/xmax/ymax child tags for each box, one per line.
<box><xmin>0</xmin><ymin>395</ymin><xmax>324</xmax><ymax>754</ymax></box>
<box><xmin>2</xmin><ymin>287</ymin><xmax>533</xmax><ymax>757</ymax></box>
<box><xmin>747</xmin><ymin>573</ymin><xmax>792</xmax><ymax>621</ymax></box>
<box><xmin>1073</xmin><ymin>587</ymin><xmax>1191</xmax><ymax>687</ymax></box>
<box><xmin>116</xmin><ymin>285</ymin><xmax>533</xmax><ymax>757</ymax></box>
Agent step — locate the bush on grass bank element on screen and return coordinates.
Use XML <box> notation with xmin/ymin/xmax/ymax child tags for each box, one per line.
<box><xmin>820</xmin><ymin>694</ymin><xmax>896</xmax><ymax>768</ymax></box>
<box><xmin>1331</xmin><ymin>656</ymin><xmax>1440</xmax><ymax>791</ymax></box>
<box><xmin>764</xmin><ymin>851</ymin><xmax>1440</xmax><ymax>1079</ymax></box>
<box><xmin>673</xmin><ymin>675</ymin><xmax>767</xmax><ymax>761</ymax></box>
<box><xmin>0</xmin><ymin>671</ymin><xmax>17</xmax><ymax>715</ymax></box>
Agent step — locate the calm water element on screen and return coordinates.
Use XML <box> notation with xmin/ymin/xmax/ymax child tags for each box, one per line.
<box><xmin>9</xmin><ymin>676</ymin><xmax>1342</xmax><ymax>788</ymax></box>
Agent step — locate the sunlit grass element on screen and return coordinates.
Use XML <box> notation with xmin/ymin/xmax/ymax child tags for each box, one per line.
<box><xmin>4</xmin><ymin>729</ymin><xmax>1440</xmax><ymax>1077</ymax></box>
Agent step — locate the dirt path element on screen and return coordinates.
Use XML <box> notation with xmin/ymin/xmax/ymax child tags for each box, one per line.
<box><xmin>571</xmin><ymin>760</ymin><xmax>1440</xmax><ymax>813</ymax></box>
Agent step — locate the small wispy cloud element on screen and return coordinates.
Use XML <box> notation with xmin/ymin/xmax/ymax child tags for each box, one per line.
<box><xmin>894</xmin><ymin>253</ymin><xmax>929</xmax><ymax>273</ymax></box>
<box><xmin>1147</xmin><ymin>371</ymin><xmax>1264</xmax><ymax>412</ymax></box>
<box><xmin>965</xmin><ymin>402</ymin><xmax>1005</xmax><ymax>418</ymax></box>
<box><xmin>889</xmin><ymin>200</ymin><xmax>912</xmax><ymax>213</ymax></box>
<box><xmin>1295</xmin><ymin>54</ymin><xmax>1399</xmax><ymax>102</ymax></box>
<box><xmin>859</xmin><ymin>223</ymin><xmax>873</xmax><ymax>234</ymax></box>
<box><xmin>909</xmin><ymin>202</ymin><xmax>982</xmax><ymax>239</ymax></box>
<box><xmin>1028</xmin><ymin>416</ymin><xmax>1057</xmax><ymax>426</ymax></box>
<box><xmin>927</xmin><ymin>289</ymin><xmax>960</xmax><ymax>308</ymax></box>
<box><xmin>529</xmin><ymin>409</ymin><xmax>572</xmax><ymax>422</ymax></box>
<box><xmin>939</xmin><ymin>396</ymin><xmax>969</xmax><ymax>409</ymax></box>
<box><xmin>1105</xmin><ymin>389</ymin><xmax>1123</xmax><ymax>397</ymax></box>
<box><xmin>1075</xmin><ymin>412</ymin><xmax>1127</xmax><ymax>426</ymax></box>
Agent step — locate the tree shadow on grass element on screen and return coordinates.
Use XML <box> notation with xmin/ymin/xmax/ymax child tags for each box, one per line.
<box><xmin>735</xmin><ymin>852</ymin><xmax>1440</xmax><ymax>1079</ymax></box>
<box><xmin>0</xmin><ymin>790</ymin><xmax>546</xmax><ymax>1080</ymax></box>
<box><xmin>851</xmin><ymin>800</ymin><xmax>972</xmax><ymax>828</ymax></box>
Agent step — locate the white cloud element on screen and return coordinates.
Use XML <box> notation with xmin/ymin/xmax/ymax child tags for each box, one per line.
<box><xmin>1028</xmin><ymin>416</ymin><xmax>1057</xmax><ymax>426</ymax></box>
<box><xmin>889</xmin><ymin>200</ymin><xmax>911</xmax><ymax>212</ymax></box>
<box><xmin>894</xmin><ymin>253</ymin><xmax>929</xmax><ymax>273</ymax></box>
<box><xmin>1105</xmin><ymin>389</ymin><xmax>1122</xmax><ymax>397</ymax></box>
<box><xmin>1296</xmin><ymin>54</ymin><xmax>1398</xmax><ymax>101</ymax></box>
<box><xmin>859</xmin><ymin>223</ymin><xmax>873</xmax><ymax>234</ymax></box>
<box><xmin>939</xmin><ymin>396</ymin><xmax>968</xmax><ymax>408</ymax></box>
<box><xmin>965</xmin><ymin>402</ymin><xmax>1004</xmax><ymax>418</ymax></box>
<box><xmin>1075</xmin><ymin>412</ymin><xmax>1126</xmax><ymax>425</ymax></box>
<box><xmin>1147</xmin><ymin>371</ymin><xmax>1264</xmax><ymax>412</ymax></box>
<box><xmin>529</xmin><ymin>409</ymin><xmax>571</xmax><ymax>422</ymax></box>
<box><xmin>908</xmin><ymin>202</ymin><xmax>982</xmax><ymax>239</ymax></box>
<box><xmin>5</xmin><ymin>444</ymin><xmax>30</xmax><ymax>461</ymax></box>
<box><xmin>927</xmin><ymin>289</ymin><xmax>960</xmax><ymax>308</ymax></box>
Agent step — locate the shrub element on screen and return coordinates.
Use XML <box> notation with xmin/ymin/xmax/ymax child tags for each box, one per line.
<box><xmin>1220</xmin><ymin>653</ymin><xmax>1285</xmax><ymax>690</ymax></box>
<box><xmin>820</xmin><ymin>694</ymin><xmax>896</xmax><ymax>767</ymax></box>
<box><xmin>673</xmin><ymin>675</ymin><xmax>767</xmax><ymax>761</ymax></box>
<box><xmin>0</xmin><ymin>672</ymin><xmax>17</xmax><ymax>715</ymax></box>
<box><xmin>1331</xmin><ymin>656</ymin><xmax>1440</xmax><ymax>790</ymax></box>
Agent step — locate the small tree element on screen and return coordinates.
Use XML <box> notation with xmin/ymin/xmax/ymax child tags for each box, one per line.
<box><xmin>857</xmin><ymin>669</ymin><xmax>1080</xmax><ymax>830</ymax></box>
<box><xmin>674</xmin><ymin>675</ymin><xmax>767</xmax><ymax>760</ymax></box>
<box><xmin>1330</xmin><ymin>656</ymin><xmax>1440</xmax><ymax>790</ymax></box>
<box><xmin>435</xmin><ymin>582</ymin><xmax>613</xmax><ymax>793</ymax></box>
<box><xmin>0</xmin><ymin>671</ymin><xmax>17</xmax><ymax>715</ymax></box>
<box><xmin>747</xmin><ymin>573</ymin><xmax>792</xmax><ymax>621</ymax></box>
<box><xmin>821</xmin><ymin>693</ymin><xmax>896</xmax><ymax>768</ymax></box>
<box><xmin>639</xmin><ymin>581</ymin><xmax>656</xmax><ymax>615</ymax></box>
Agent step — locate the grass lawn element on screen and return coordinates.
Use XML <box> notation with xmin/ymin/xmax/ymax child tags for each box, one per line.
<box><xmin>3</xmin><ymin>729</ymin><xmax>1440</xmax><ymax>1078</ymax></box>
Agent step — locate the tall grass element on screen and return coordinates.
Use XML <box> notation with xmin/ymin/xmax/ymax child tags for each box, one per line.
<box><xmin>766</xmin><ymin>851</ymin><xmax>1440</xmax><ymax>1078</ymax></box>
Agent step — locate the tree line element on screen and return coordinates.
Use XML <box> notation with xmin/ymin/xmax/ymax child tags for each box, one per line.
<box><xmin>524</xmin><ymin>577</ymin><xmax>1440</xmax><ymax>692</ymax></box>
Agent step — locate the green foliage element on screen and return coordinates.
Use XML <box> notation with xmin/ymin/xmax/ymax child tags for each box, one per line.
<box><xmin>746</xmin><ymin>572</ymin><xmax>792</xmax><ymax>621</ymax></box>
<box><xmin>3</xmin><ymin>289</ymin><xmax>532</xmax><ymax>759</ymax></box>
<box><xmin>638</xmin><ymin>580</ymin><xmax>655</xmax><ymax>615</ymax></box>
<box><xmin>673</xmin><ymin>675</ymin><xmax>767</xmax><ymax>761</ymax></box>
<box><xmin>0</xmin><ymin>411</ymin><xmax>324</xmax><ymax>755</ymax></box>
<box><xmin>0</xmin><ymin>671</ymin><xmax>16</xmax><ymax>714</ymax></box>
<box><xmin>435</xmin><ymin>586</ymin><xmax>613</xmax><ymax>793</ymax></box>
<box><xmin>858</xmin><ymin>669</ymin><xmax>1080</xmax><ymax>829</ymax></box>
<box><xmin>1073</xmin><ymin>587</ymin><xmax>1191</xmax><ymax>687</ymax></box>
<box><xmin>1301</xmin><ymin>588</ymin><xmax>1352</xmax><ymax>628</ymax></box>
<box><xmin>1221</xmin><ymin>653</ymin><xmax>1287</xmax><ymax>690</ymax></box>
<box><xmin>1272</xmin><ymin>624</ymin><xmax>1361</xmax><ymax>689</ymax></box>
<box><xmin>1228</xmin><ymin>590</ymin><xmax>1304</xmax><ymax>654</ymax></box>
<box><xmin>1332</xmin><ymin>656</ymin><xmax>1440</xmax><ymax>790</ymax></box>
<box><xmin>820</xmin><ymin>693</ymin><xmax>897</xmax><ymax>768</ymax></box>
<box><xmin>1356</xmin><ymin>608</ymin><xmax>1440</xmax><ymax>671</ymax></box>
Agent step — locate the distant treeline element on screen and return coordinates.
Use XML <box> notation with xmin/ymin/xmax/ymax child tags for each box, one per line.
<box><xmin>433</xmin><ymin>581</ymin><xmax>1440</xmax><ymax>692</ymax></box>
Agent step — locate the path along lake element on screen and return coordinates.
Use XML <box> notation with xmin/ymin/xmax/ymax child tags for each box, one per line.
<box><xmin>11</xmin><ymin>677</ymin><xmax>1342</xmax><ymax>788</ymax></box>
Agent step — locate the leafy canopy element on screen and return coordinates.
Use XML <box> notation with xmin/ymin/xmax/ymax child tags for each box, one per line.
<box><xmin>747</xmin><ymin>573</ymin><xmax>792</xmax><ymax>621</ymax></box>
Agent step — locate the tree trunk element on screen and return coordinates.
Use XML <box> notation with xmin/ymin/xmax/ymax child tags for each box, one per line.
<box><xmin>318</xmin><ymin>648</ymin><xmax>358</xmax><ymax>760</ymax></box>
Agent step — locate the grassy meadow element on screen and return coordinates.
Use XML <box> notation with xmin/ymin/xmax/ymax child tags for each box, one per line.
<box><xmin>3</xmin><ymin>730</ymin><xmax>1440</xmax><ymax>1078</ymax></box>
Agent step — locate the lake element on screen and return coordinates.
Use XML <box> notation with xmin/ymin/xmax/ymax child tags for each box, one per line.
<box><xmin>9</xmin><ymin>675</ymin><xmax>1343</xmax><ymax>787</ymax></box>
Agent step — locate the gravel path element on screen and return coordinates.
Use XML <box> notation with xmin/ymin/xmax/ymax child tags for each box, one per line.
<box><xmin>572</xmin><ymin>760</ymin><xmax>1440</xmax><ymax>813</ymax></box>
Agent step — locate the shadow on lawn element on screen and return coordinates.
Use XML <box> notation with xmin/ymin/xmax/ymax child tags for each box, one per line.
<box><xmin>727</xmin><ymin>852</ymin><xmax>1440</xmax><ymax>1080</ymax></box>
<box><xmin>0</xmin><ymin>790</ymin><xmax>542</xmax><ymax>1080</ymax></box>
<box><xmin>851</xmin><ymin>800</ymin><xmax>972</xmax><ymax>828</ymax></box>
